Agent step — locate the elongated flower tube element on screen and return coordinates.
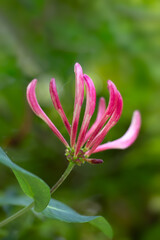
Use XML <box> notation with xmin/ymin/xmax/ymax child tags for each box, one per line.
<box><xmin>27</xmin><ymin>79</ymin><xmax>69</xmax><ymax>147</ymax></box>
<box><xmin>70</xmin><ymin>63</ymin><xmax>84</xmax><ymax>147</ymax></box>
<box><xmin>86</xmin><ymin>91</ymin><xmax>123</xmax><ymax>156</ymax></box>
<box><xmin>27</xmin><ymin>63</ymin><xmax>141</xmax><ymax>166</ymax></box>
<box><xmin>84</xmin><ymin>97</ymin><xmax>106</xmax><ymax>141</ymax></box>
<box><xmin>49</xmin><ymin>78</ymin><xmax>71</xmax><ymax>134</ymax></box>
<box><xmin>85</xmin><ymin>80</ymin><xmax>118</xmax><ymax>149</ymax></box>
<box><xmin>75</xmin><ymin>74</ymin><xmax>96</xmax><ymax>155</ymax></box>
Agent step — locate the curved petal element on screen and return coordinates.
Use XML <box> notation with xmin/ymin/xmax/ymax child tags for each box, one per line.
<box><xmin>85</xmin><ymin>97</ymin><xmax>106</xmax><ymax>141</ymax></box>
<box><xmin>27</xmin><ymin>79</ymin><xmax>69</xmax><ymax>147</ymax></box>
<box><xmin>93</xmin><ymin>111</ymin><xmax>141</xmax><ymax>153</ymax></box>
<box><xmin>75</xmin><ymin>74</ymin><xmax>96</xmax><ymax>155</ymax></box>
<box><xmin>86</xmin><ymin>90</ymin><xmax>123</xmax><ymax>156</ymax></box>
<box><xmin>49</xmin><ymin>78</ymin><xmax>71</xmax><ymax>134</ymax></box>
<box><xmin>85</xmin><ymin>80</ymin><xmax>119</xmax><ymax>149</ymax></box>
<box><xmin>70</xmin><ymin>63</ymin><xmax>84</xmax><ymax>147</ymax></box>
<box><xmin>95</xmin><ymin>97</ymin><xmax>106</xmax><ymax>122</ymax></box>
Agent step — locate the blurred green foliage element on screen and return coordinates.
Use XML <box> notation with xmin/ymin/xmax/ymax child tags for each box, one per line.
<box><xmin>0</xmin><ymin>0</ymin><xmax>160</xmax><ymax>239</ymax></box>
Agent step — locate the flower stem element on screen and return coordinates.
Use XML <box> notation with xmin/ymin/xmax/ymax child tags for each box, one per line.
<box><xmin>50</xmin><ymin>162</ymin><xmax>75</xmax><ymax>195</ymax></box>
<box><xmin>0</xmin><ymin>162</ymin><xmax>75</xmax><ymax>228</ymax></box>
<box><xmin>0</xmin><ymin>202</ymin><xmax>34</xmax><ymax>228</ymax></box>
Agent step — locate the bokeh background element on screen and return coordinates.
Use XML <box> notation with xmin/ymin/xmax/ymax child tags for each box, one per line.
<box><xmin>0</xmin><ymin>0</ymin><xmax>160</xmax><ymax>239</ymax></box>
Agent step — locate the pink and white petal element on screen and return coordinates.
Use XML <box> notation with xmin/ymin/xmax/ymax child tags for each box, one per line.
<box><xmin>96</xmin><ymin>97</ymin><xmax>106</xmax><ymax>121</ymax></box>
<box><xmin>75</xmin><ymin>74</ymin><xmax>96</xmax><ymax>155</ymax></box>
<box><xmin>93</xmin><ymin>110</ymin><xmax>141</xmax><ymax>153</ymax></box>
<box><xmin>85</xmin><ymin>80</ymin><xmax>119</xmax><ymax>148</ymax></box>
<box><xmin>86</xmin><ymin>90</ymin><xmax>123</xmax><ymax>156</ymax></box>
<box><xmin>50</xmin><ymin>78</ymin><xmax>71</xmax><ymax>134</ymax></box>
<box><xmin>70</xmin><ymin>63</ymin><xmax>84</xmax><ymax>147</ymax></box>
<box><xmin>85</xmin><ymin>97</ymin><xmax>106</xmax><ymax>141</ymax></box>
<box><xmin>27</xmin><ymin>79</ymin><xmax>69</xmax><ymax>147</ymax></box>
<box><xmin>105</xmin><ymin>80</ymin><xmax>118</xmax><ymax>116</ymax></box>
<box><xmin>83</xmin><ymin>74</ymin><xmax>96</xmax><ymax>116</ymax></box>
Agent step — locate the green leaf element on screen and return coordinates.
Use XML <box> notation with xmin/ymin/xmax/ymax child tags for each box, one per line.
<box><xmin>0</xmin><ymin>195</ymin><xmax>113</xmax><ymax>239</ymax></box>
<box><xmin>0</xmin><ymin>148</ymin><xmax>50</xmax><ymax>212</ymax></box>
<box><xmin>41</xmin><ymin>199</ymin><xmax>113</xmax><ymax>239</ymax></box>
<box><xmin>90</xmin><ymin>217</ymin><xmax>113</xmax><ymax>239</ymax></box>
<box><xmin>0</xmin><ymin>195</ymin><xmax>32</xmax><ymax>207</ymax></box>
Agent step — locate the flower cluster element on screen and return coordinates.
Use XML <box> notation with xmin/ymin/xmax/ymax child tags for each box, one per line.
<box><xmin>27</xmin><ymin>63</ymin><xmax>141</xmax><ymax>165</ymax></box>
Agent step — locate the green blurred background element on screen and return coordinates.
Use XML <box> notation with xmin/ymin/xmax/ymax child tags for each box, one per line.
<box><xmin>0</xmin><ymin>0</ymin><xmax>160</xmax><ymax>239</ymax></box>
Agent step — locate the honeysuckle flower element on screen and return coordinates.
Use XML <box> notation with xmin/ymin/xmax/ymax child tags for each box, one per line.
<box><xmin>27</xmin><ymin>63</ymin><xmax>141</xmax><ymax>165</ymax></box>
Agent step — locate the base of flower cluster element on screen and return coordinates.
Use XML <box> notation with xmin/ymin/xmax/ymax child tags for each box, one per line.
<box><xmin>65</xmin><ymin>147</ymin><xmax>103</xmax><ymax>166</ymax></box>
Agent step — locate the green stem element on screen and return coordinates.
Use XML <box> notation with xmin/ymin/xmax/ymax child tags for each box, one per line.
<box><xmin>0</xmin><ymin>162</ymin><xmax>75</xmax><ymax>228</ymax></box>
<box><xmin>0</xmin><ymin>202</ymin><xmax>34</xmax><ymax>228</ymax></box>
<box><xmin>50</xmin><ymin>162</ymin><xmax>75</xmax><ymax>195</ymax></box>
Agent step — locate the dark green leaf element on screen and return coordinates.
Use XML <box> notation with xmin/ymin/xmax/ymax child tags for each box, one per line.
<box><xmin>0</xmin><ymin>148</ymin><xmax>50</xmax><ymax>212</ymax></box>
<box><xmin>41</xmin><ymin>199</ymin><xmax>113</xmax><ymax>239</ymax></box>
<box><xmin>0</xmin><ymin>195</ymin><xmax>113</xmax><ymax>239</ymax></box>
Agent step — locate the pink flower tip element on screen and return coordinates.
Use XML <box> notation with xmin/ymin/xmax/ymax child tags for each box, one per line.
<box><xmin>26</xmin><ymin>79</ymin><xmax>40</xmax><ymax>116</ymax></box>
<box><xmin>116</xmin><ymin>110</ymin><xmax>141</xmax><ymax>149</ymax></box>
<box><xmin>74</xmin><ymin>62</ymin><xmax>83</xmax><ymax>75</ymax></box>
<box><xmin>107</xmin><ymin>79</ymin><xmax>112</xmax><ymax>86</ymax></box>
<box><xmin>93</xmin><ymin>110</ymin><xmax>141</xmax><ymax>153</ymax></box>
<box><xmin>74</xmin><ymin>62</ymin><xmax>82</xmax><ymax>70</ymax></box>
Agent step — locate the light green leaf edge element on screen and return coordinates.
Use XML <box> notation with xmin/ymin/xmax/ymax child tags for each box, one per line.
<box><xmin>0</xmin><ymin>195</ymin><xmax>113</xmax><ymax>239</ymax></box>
<box><xmin>0</xmin><ymin>147</ymin><xmax>50</xmax><ymax>212</ymax></box>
